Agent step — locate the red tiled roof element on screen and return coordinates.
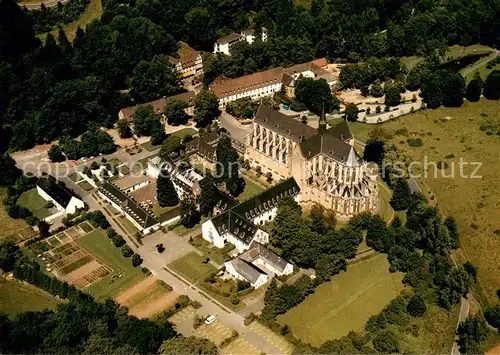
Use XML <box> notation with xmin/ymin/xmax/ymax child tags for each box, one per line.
<box><xmin>311</xmin><ymin>57</ymin><xmax>328</xmax><ymax>67</ymax></box>
<box><xmin>209</xmin><ymin>68</ymin><xmax>285</xmax><ymax>99</ymax></box>
<box><xmin>168</xmin><ymin>42</ymin><xmax>200</xmax><ymax>68</ymax></box>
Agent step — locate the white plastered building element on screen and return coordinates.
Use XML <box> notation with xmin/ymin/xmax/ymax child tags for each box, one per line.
<box><xmin>36</xmin><ymin>175</ymin><xmax>85</xmax><ymax>214</ymax></box>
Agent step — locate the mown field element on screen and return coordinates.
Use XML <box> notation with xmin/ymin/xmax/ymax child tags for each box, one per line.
<box><xmin>277</xmin><ymin>254</ymin><xmax>405</xmax><ymax>346</ymax></box>
<box><xmin>76</xmin><ymin>228</ymin><xmax>147</xmax><ymax>300</ymax></box>
<box><xmin>0</xmin><ymin>278</ymin><xmax>62</xmax><ymax>315</ymax></box>
<box><xmin>350</xmin><ymin>99</ymin><xmax>500</xmax><ymax>303</ymax></box>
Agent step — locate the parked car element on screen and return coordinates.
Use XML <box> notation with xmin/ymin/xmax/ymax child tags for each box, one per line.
<box><xmin>204</xmin><ymin>315</ymin><xmax>217</xmax><ymax>325</ymax></box>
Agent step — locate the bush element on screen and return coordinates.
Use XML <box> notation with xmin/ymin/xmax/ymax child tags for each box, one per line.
<box><xmin>236</xmin><ymin>279</ymin><xmax>251</xmax><ymax>291</ymax></box>
<box><xmin>407</xmin><ymin>138</ymin><xmax>424</xmax><ymax>147</ymax></box>
<box><xmin>112</xmin><ymin>235</ymin><xmax>126</xmax><ymax>247</ymax></box>
<box><xmin>141</xmin><ymin>267</ymin><xmax>151</xmax><ymax>275</ymax></box>
<box><xmin>365</xmin><ymin>314</ymin><xmax>387</xmax><ymax>333</ymax></box>
<box><xmin>244</xmin><ymin>313</ymin><xmax>257</xmax><ymax>325</ymax></box>
<box><xmin>131</xmin><ymin>253</ymin><xmax>143</xmax><ymax>267</ymax></box>
<box><xmin>407</xmin><ymin>295</ymin><xmax>427</xmax><ymax>317</ymax></box>
<box><xmin>107</xmin><ymin>228</ymin><xmax>117</xmax><ymax>239</ymax></box>
<box><xmin>289</xmin><ymin>101</ymin><xmax>307</xmax><ymax>112</ymax></box>
<box><xmin>44</xmin><ymin>201</ymin><xmax>55</xmax><ymax>209</ymax></box>
<box><xmin>230</xmin><ymin>294</ymin><xmax>240</xmax><ymax>305</ymax></box>
<box><xmin>484</xmin><ymin>305</ymin><xmax>500</xmax><ymax>329</ymax></box>
<box><xmin>373</xmin><ymin>329</ymin><xmax>400</xmax><ymax>353</ymax></box>
<box><xmin>375</xmin><ymin>105</ymin><xmax>381</xmax><ymax>114</ymax></box>
<box><xmin>121</xmin><ymin>245</ymin><xmax>134</xmax><ymax>258</ymax></box>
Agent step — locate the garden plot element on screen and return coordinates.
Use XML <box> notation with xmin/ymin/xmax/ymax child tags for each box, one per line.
<box><xmin>35</xmin><ymin>223</ymin><xmax>112</xmax><ymax>289</ymax></box>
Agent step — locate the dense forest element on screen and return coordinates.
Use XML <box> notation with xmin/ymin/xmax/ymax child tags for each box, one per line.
<box><xmin>0</xmin><ymin>0</ymin><xmax>499</xmax><ymax>152</ymax></box>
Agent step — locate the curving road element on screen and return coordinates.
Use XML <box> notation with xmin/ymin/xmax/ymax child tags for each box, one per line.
<box><xmin>18</xmin><ymin>0</ymin><xmax>69</xmax><ymax>10</ymax></box>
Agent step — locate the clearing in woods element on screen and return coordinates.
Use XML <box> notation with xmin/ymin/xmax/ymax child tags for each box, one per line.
<box><xmin>350</xmin><ymin>99</ymin><xmax>500</xmax><ymax>303</ymax></box>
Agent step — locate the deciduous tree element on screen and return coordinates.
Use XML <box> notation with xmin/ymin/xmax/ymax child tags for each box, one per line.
<box><xmin>194</xmin><ymin>90</ymin><xmax>220</xmax><ymax>127</ymax></box>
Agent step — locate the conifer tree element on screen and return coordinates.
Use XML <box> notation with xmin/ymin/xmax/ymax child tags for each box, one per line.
<box><xmin>157</xmin><ymin>171</ymin><xmax>179</xmax><ymax>207</ymax></box>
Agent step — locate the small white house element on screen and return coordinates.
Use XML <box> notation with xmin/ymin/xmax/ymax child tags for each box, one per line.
<box><xmin>213</xmin><ymin>28</ymin><xmax>267</xmax><ymax>56</ymax></box>
<box><xmin>36</xmin><ymin>175</ymin><xmax>85</xmax><ymax>214</ymax></box>
<box><xmin>224</xmin><ymin>242</ymin><xmax>293</xmax><ymax>288</ymax></box>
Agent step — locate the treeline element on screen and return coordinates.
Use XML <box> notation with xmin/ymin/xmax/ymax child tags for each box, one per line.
<box><xmin>27</xmin><ymin>0</ymin><xmax>90</xmax><ymax>34</ymax></box>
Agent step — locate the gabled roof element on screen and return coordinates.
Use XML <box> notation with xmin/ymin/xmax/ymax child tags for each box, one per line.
<box><xmin>168</xmin><ymin>42</ymin><xmax>200</xmax><ymax>68</ymax></box>
<box><xmin>254</xmin><ymin>105</ymin><xmax>316</xmax><ymax>143</ymax></box>
<box><xmin>240</xmin><ymin>242</ymin><xmax>289</xmax><ymax>273</ymax></box>
<box><xmin>229</xmin><ymin>258</ymin><xmax>266</xmax><ymax>283</ymax></box>
<box><xmin>99</xmin><ymin>183</ymin><xmax>158</xmax><ymax>229</ymax></box>
<box><xmin>326</xmin><ymin>120</ymin><xmax>353</xmax><ymax>142</ymax></box>
<box><xmin>185</xmin><ymin>131</ymin><xmax>220</xmax><ymax>162</ymax></box>
<box><xmin>232</xmin><ymin>177</ymin><xmax>300</xmax><ymax>218</ymax></box>
<box><xmin>209</xmin><ymin>68</ymin><xmax>284</xmax><ymax>99</ymax></box>
<box><xmin>299</xmin><ymin>133</ymin><xmax>353</xmax><ymax>163</ymax></box>
<box><xmin>37</xmin><ymin>175</ymin><xmax>79</xmax><ymax>208</ymax></box>
<box><xmin>213</xmin><ymin>189</ymin><xmax>238</xmax><ymax>212</ymax></box>
<box><xmin>216</xmin><ymin>33</ymin><xmax>243</xmax><ymax>44</ymax></box>
<box><xmin>211</xmin><ymin>210</ymin><xmax>258</xmax><ymax>245</ymax></box>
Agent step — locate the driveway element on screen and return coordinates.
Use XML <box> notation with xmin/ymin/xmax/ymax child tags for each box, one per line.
<box><xmin>219</xmin><ymin>112</ymin><xmax>252</xmax><ymax>145</ymax></box>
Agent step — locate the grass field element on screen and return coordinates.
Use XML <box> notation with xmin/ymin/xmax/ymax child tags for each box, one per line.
<box><xmin>76</xmin><ymin>228</ymin><xmax>146</xmax><ymax>300</ymax></box>
<box><xmin>238</xmin><ymin>177</ymin><xmax>265</xmax><ymax>202</ymax></box>
<box><xmin>168</xmin><ymin>251</ymin><xmax>217</xmax><ymax>283</ymax></box>
<box><xmin>400</xmin><ymin>44</ymin><xmax>495</xmax><ymax>72</ymax></box>
<box><xmin>0</xmin><ymin>278</ymin><xmax>62</xmax><ymax>315</ymax></box>
<box><xmin>349</xmin><ymin>100</ymin><xmax>500</xmax><ymax>303</ymax></box>
<box><xmin>17</xmin><ymin>188</ymin><xmax>53</xmax><ymax>219</ymax></box>
<box><xmin>189</xmin><ymin>235</ymin><xmax>235</xmax><ymax>265</ymax></box>
<box><xmin>171</xmin><ymin>128</ymin><xmax>197</xmax><ymax>139</ymax></box>
<box><xmin>39</xmin><ymin>0</ymin><xmax>102</xmax><ymax>42</ymax></box>
<box><xmin>0</xmin><ymin>188</ymin><xmax>31</xmax><ymax>242</ymax></box>
<box><xmin>277</xmin><ymin>254</ymin><xmax>404</xmax><ymax>346</ymax></box>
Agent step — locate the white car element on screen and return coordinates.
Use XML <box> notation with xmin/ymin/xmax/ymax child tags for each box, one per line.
<box><xmin>204</xmin><ymin>315</ymin><xmax>217</xmax><ymax>325</ymax></box>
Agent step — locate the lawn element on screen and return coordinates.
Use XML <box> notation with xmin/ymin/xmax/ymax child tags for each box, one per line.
<box><xmin>141</xmin><ymin>140</ymin><xmax>161</xmax><ymax>152</ymax></box>
<box><xmin>353</xmin><ymin>100</ymin><xmax>500</xmax><ymax>303</ymax></box>
<box><xmin>76</xmin><ymin>228</ymin><xmax>146</xmax><ymax>300</ymax></box>
<box><xmin>168</xmin><ymin>251</ymin><xmax>217</xmax><ymax>283</ymax></box>
<box><xmin>277</xmin><ymin>254</ymin><xmax>404</xmax><ymax>346</ymax></box>
<box><xmin>189</xmin><ymin>235</ymin><xmax>235</xmax><ymax>265</ymax></box>
<box><xmin>39</xmin><ymin>0</ymin><xmax>102</xmax><ymax>42</ymax></box>
<box><xmin>17</xmin><ymin>188</ymin><xmax>53</xmax><ymax>219</ymax></box>
<box><xmin>377</xmin><ymin>180</ymin><xmax>395</xmax><ymax>224</ymax></box>
<box><xmin>170</xmin><ymin>128</ymin><xmax>197</xmax><ymax>139</ymax></box>
<box><xmin>238</xmin><ymin>177</ymin><xmax>265</xmax><ymax>202</ymax></box>
<box><xmin>77</xmin><ymin>181</ymin><xmax>94</xmax><ymax>191</ymax></box>
<box><xmin>0</xmin><ymin>188</ymin><xmax>31</xmax><ymax>242</ymax></box>
<box><xmin>0</xmin><ymin>278</ymin><xmax>62</xmax><ymax>316</ymax></box>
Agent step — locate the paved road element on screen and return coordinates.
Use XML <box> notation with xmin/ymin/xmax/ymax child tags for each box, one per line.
<box><xmin>219</xmin><ymin>111</ymin><xmax>252</xmax><ymax>145</ymax></box>
<box><xmin>451</xmin><ymin>296</ymin><xmax>470</xmax><ymax>355</ymax></box>
<box><xmin>19</xmin><ymin>0</ymin><xmax>69</xmax><ymax>10</ymax></box>
<box><xmin>461</xmin><ymin>50</ymin><xmax>500</xmax><ymax>79</ymax></box>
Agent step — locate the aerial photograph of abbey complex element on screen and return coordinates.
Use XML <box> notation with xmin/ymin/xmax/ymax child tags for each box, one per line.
<box><xmin>1</xmin><ymin>0</ymin><xmax>500</xmax><ymax>353</ymax></box>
